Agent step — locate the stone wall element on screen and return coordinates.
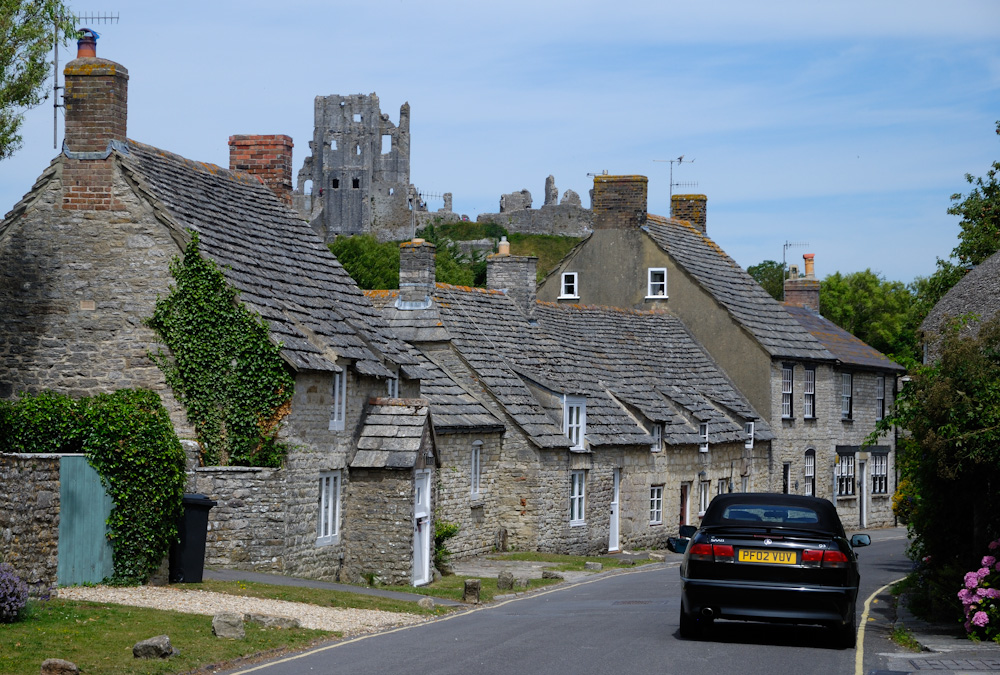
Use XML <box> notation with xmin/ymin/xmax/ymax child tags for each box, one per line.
<box><xmin>340</xmin><ymin>468</ymin><xmax>416</xmax><ymax>586</ymax></box>
<box><xmin>435</xmin><ymin>431</ymin><xmax>504</xmax><ymax>559</ymax></box>
<box><xmin>0</xmin><ymin>454</ymin><xmax>60</xmax><ymax>590</ymax></box>
<box><xmin>193</xmin><ymin>466</ymin><xmax>285</xmax><ymax>573</ymax></box>
<box><xmin>477</xmin><ymin>202</ymin><xmax>592</xmax><ymax>238</ymax></box>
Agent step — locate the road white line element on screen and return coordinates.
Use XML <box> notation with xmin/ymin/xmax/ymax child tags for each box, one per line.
<box><xmin>856</xmin><ymin>576</ymin><xmax>907</xmax><ymax>675</ymax></box>
<box><xmin>225</xmin><ymin>563</ymin><xmax>668</xmax><ymax>675</ymax></box>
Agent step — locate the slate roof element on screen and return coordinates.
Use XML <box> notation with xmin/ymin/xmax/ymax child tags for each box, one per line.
<box><xmin>406</xmin><ymin>348</ymin><xmax>505</xmax><ymax>433</ymax></box>
<box><xmin>352</xmin><ymin>398</ymin><xmax>433</xmax><ymax>468</ymax></box>
<box><xmin>112</xmin><ymin>141</ymin><xmax>415</xmax><ymax>378</ymax></box>
<box><xmin>921</xmin><ymin>249</ymin><xmax>1000</xmax><ymax>342</ymax></box>
<box><xmin>643</xmin><ymin>215</ymin><xmax>834</xmax><ymax>362</ymax></box>
<box><xmin>534</xmin><ymin>303</ymin><xmax>773</xmax><ymax>446</ymax></box>
<box><xmin>784</xmin><ymin>305</ymin><xmax>905</xmax><ymax>373</ymax></box>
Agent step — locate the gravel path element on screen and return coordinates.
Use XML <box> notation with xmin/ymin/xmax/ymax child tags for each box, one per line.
<box><xmin>57</xmin><ymin>585</ymin><xmax>428</xmax><ymax>636</ymax></box>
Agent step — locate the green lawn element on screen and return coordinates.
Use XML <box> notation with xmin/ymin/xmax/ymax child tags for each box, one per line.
<box><xmin>0</xmin><ymin>599</ymin><xmax>332</xmax><ymax>675</ymax></box>
<box><xmin>381</xmin><ymin>574</ymin><xmax>561</xmax><ymax>603</ymax></box>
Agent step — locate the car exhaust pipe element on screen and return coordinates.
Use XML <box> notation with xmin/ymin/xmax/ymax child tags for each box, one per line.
<box><xmin>701</xmin><ymin>607</ymin><xmax>714</xmax><ymax>618</ymax></box>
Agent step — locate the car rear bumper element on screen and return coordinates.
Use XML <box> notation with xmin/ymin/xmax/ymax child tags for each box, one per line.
<box><xmin>680</xmin><ymin>577</ymin><xmax>858</xmax><ymax>626</ymax></box>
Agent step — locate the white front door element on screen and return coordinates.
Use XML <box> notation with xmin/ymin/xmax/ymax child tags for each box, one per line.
<box><xmin>858</xmin><ymin>461</ymin><xmax>868</xmax><ymax>528</ymax></box>
<box><xmin>608</xmin><ymin>469</ymin><xmax>620</xmax><ymax>552</ymax></box>
<box><xmin>412</xmin><ymin>470</ymin><xmax>432</xmax><ymax>586</ymax></box>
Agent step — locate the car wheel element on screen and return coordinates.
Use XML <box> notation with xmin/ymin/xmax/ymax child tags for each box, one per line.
<box><xmin>679</xmin><ymin>605</ymin><xmax>710</xmax><ymax>640</ymax></box>
<box><xmin>836</xmin><ymin>603</ymin><xmax>857</xmax><ymax>649</ymax></box>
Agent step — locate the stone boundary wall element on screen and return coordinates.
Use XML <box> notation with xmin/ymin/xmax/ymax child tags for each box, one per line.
<box><xmin>341</xmin><ymin>468</ymin><xmax>416</xmax><ymax>586</ymax></box>
<box><xmin>0</xmin><ymin>454</ymin><xmax>61</xmax><ymax>590</ymax></box>
<box><xmin>193</xmin><ymin>466</ymin><xmax>286</xmax><ymax>573</ymax></box>
<box><xmin>476</xmin><ymin>203</ymin><xmax>592</xmax><ymax>238</ymax></box>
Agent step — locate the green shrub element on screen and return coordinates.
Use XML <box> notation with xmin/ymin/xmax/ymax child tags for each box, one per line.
<box><xmin>434</xmin><ymin>520</ymin><xmax>460</xmax><ymax>571</ymax></box>
<box><xmin>0</xmin><ymin>390</ymin><xmax>83</xmax><ymax>454</ymax></box>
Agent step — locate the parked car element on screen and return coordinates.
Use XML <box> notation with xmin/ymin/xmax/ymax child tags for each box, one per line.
<box><xmin>678</xmin><ymin>493</ymin><xmax>871</xmax><ymax>647</ymax></box>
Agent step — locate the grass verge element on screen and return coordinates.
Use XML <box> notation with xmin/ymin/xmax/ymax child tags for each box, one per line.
<box><xmin>380</xmin><ymin>574</ymin><xmax>561</xmax><ymax>603</ymax></box>
<box><xmin>193</xmin><ymin>579</ymin><xmax>451</xmax><ymax>616</ymax></box>
<box><xmin>890</xmin><ymin>623</ymin><xmax>923</xmax><ymax>652</ymax></box>
<box><xmin>489</xmin><ymin>551</ymin><xmax>647</xmax><ymax>572</ymax></box>
<box><xmin>0</xmin><ymin>598</ymin><xmax>333</xmax><ymax>675</ymax></box>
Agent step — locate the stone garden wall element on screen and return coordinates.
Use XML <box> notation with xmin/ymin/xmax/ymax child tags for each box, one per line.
<box><xmin>0</xmin><ymin>454</ymin><xmax>61</xmax><ymax>590</ymax></box>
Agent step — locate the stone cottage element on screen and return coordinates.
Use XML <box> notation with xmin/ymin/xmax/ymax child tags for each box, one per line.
<box><xmin>0</xmin><ymin>36</ymin><xmax>439</xmax><ymax>586</ymax></box>
<box><xmin>537</xmin><ymin>175</ymin><xmax>903</xmax><ymax>528</ymax></box>
<box><xmin>369</xmin><ymin>237</ymin><xmax>771</xmax><ymax>554</ymax></box>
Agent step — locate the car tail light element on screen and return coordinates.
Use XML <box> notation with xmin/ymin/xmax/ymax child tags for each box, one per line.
<box><xmin>803</xmin><ymin>549</ymin><xmax>848</xmax><ymax>568</ymax></box>
<box><xmin>688</xmin><ymin>543</ymin><xmax>734</xmax><ymax>562</ymax></box>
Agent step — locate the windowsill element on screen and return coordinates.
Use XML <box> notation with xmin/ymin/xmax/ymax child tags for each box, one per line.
<box><xmin>836</xmin><ymin>494</ymin><xmax>857</xmax><ymax>501</ymax></box>
<box><xmin>841</xmin><ymin>418</ymin><xmax>853</xmax><ymax>424</ymax></box>
<box><xmin>744</xmin><ymin>444</ymin><xmax>754</xmax><ymax>450</ymax></box>
<box><xmin>329</xmin><ymin>421</ymin><xmax>345</xmax><ymax>432</ymax></box>
<box><xmin>470</xmin><ymin>498</ymin><xmax>484</xmax><ymax>507</ymax></box>
<box><xmin>316</xmin><ymin>534</ymin><xmax>340</xmax><ymax>547</ymax></box>
<box><xmin>558</xmin><ymin>295</ymin><xmax>581</xmax><ymax>301</ymax></box>
<box><xmin>645</xmin><ymin>295</ymin><xmax>669</xmax><ymax>300</ymax></box>
<box><xmin>872</xmin><ymin>493</ymin><xmax>890</xmax><ymax>499</ymax></box>
<box><xmin>651</xmin><ymin>448</ymin><xmax>662</xmax><ymax>453</ymax></box>
<box><xmin>649</xmin><ymin>521</ymin><xmax>663</xmax><ymax>527</ymax></box>
<box><xmin>804</xmin><ymin>416</ymin><xmax>817</xmax><ymax>422</ymax></box>
<box><xmin>570</xmin><ymin>520</ymin><xmax>586</xmax><ymax>527</ymax></box>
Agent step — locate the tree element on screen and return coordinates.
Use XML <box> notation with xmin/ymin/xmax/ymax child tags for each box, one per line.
<box><xmin>819</xmin><ymin>269</ymin><xmax>918</xmax><ymax>366</ymax></box>
<box><xmin>328</xmin><ymin>234</ymin><xmax>400</xmax><ymax>290</ymax></box>
<box><xmin>871</xmin><ymin>314</ymin><xmax>1000</xmax><ymax>618</ymax></box>
<box><xmin>747</xmin><ymin>260</ymin><xmax>785</xmax><ymax>300</ymax></box>
<box><xmin>948</xmin><ymin>121</ymin><xmax>1000</xmax><ymax>268</ymax></box>
<box><xmin>1</xmin><ymin>1</ymin><xmax>75</xmax><ymax>160</ymax></box>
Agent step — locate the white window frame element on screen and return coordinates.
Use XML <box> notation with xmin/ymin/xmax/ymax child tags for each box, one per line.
<box><xmin>387</xmin><ymin>375</ymin><xmax>399</xmax><ymax>398</ymax></box>
<box><xmin>317</xmin><ymin>470</ymin><xmax>341</xmax><ymax>546</ymax></box>
<box><xmin>698</xmin><ymin>422</ymin><xmax>709</xmax><ymax>453</ymax></box>
<box><xmin>471</xmin><ymin>440</ymin><xmax>482</xmax><ymax>498</ymax></box>
<box><xmin>329</xmin><ymin>370</ymin><xmax>346</xmax><ymax>431</ymax></box>
<box><xmin>841</xmin><ymin>373</ymin><xmax>853</xmax><ymax>420</ymax></box>
<box><xmin>871</xmin><ymin>453</ymin><xmax>888</xmax><ymax>495</ymax></box>
<box><xmin>782</xmin><ymin>364</ymin><xmax>793</xmax><ymax>418</ymax></box>
<box><xmin>836</xmin><ymin>453</ymin><xmax>856</xmax><ymax>496</ymax></box>
<box><xmin>741</xmin><ymin>475</ymin><xmax>749</xmax><ymax>493</ymax></box>
<box><xmin>564</xmin><ymin>395</ymin><xmax>587</xmax><ymax>451</ymax></box>
<box><xmin>717</xmin><ymin>479</ymin><xmax>728</xmax><ymax>496</ymax></box>
<box><xmin>650</xmin><ymin>423</ymin><xmax>662</xmax><ymax>453</ymax></box>
<box><xmin>559</xmin><ymin>272</ymin><xmax>579</xmax><ymax>299</ymax></box>
<box><xmin>876</xmin><ymin>376</ymin><xmax>886</xmax><ymax>421</ymax></box>
<box><xmin>699</xmin><ymin>480</ymin><xmax>711</xmax><ymax>516</ymax></box>
<box><xmin>744</xmin><ymin>421</ymin><xmax>754</xmax><ymax>449</ymax></box>
<box><xmin>570</xmin><ymin>470</ymin><xmax>586</xmax><ymax>526</ymax></box>
<box><xmin>646</xmin><ymin>267</ymin><xmax>667</xmax><ymax>298</ymax></box>
<box><xmin>804</xmin><ymin>367</ymin><xmax>816</xmax><ymax>418</ymax></box>
<box><xmin>649</xmin><ymin>485</ymin><xmax>663</xmax><ymax>524</ymax></box>
<box><xmin>804</xmin><ymin>449</ymin><xmax>816</xmax><ymax>497</ymax></box>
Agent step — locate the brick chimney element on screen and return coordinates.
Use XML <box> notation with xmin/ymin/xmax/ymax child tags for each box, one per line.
<box><xmin>487</xmin><ymin>238</ymin><xmax>537</xmax><ymax>318</ymax></box>
<box><xmin>671</xmin><ymin>194</ymin><xmax>707</xmax><ymax>233</ymax></box>
<box><xmin>61</xmin><ymin>29</ymin><xmax>129</xmax><ymax>210</ymax></box>
<box><xmin>229</xmin><ymin>135</ymin><xmax>294</xmax><ymax>206</ymax></box>
<box><xmin>784</xmin><ymin>253</ymin><xmax>820</xmax><ymax>311</ymax></box>
<box><xmin>591</xmin><ymin>175</ymin><xmax>647</xmax><ymax>230</ymax></box>
<box><xmin>398</xmin><ymin>238</ymin><xmax>435</xmax><ymax>307</ymax></box>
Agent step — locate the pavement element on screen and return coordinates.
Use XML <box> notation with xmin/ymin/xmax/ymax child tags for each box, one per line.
<box><xmin>206</xmin><ymin>536</ymin><xmax>1000</xmax><ymax>674</ymax></box>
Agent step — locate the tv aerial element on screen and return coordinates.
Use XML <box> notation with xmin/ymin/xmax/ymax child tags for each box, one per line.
<box><xmin>653</xmin><ymin>156</ymin><xmax>697</xmax><ymax>199</ymax></box>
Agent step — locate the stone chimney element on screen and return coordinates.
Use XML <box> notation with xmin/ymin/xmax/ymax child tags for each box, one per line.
<box><xmin>487</xmin><ymin>244</ymin><xmax>537</xmax><ymax>319</ymax></box>
<box><xmin>229</xmin><ymin>135</ymin><xmax>294</xmax><ymax>206</ymax></box>
<box><xmin>398</xmin><ymin>238</ymin><xmax>435</xmax><ymax>307</ymax></box>
<box><xmin>61</xmin><ymin>29</ymin><xmax>128</xmax><ymax>210</ymax></box>
<box><xmin>784</xmin><ymin>253</ymin><xmax>820</xmax><ymax>311</ymax></box>
<box><xmin>671</xmin><ymin>194</ymin><xmax>707</xmax><ymax>233</ymax></box>
<box><xmin>591</xmin><ymin>175</ymin><xmax>647</xmax><ymax>230</ymax></box>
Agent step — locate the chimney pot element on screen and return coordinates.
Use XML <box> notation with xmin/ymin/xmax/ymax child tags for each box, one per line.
<box><xmin>76</xmin><ymin>28</ymin><xmax>98</xmax><ymax>58</ymax></box>
<box><xmin>803</xmin><ymin>253</ymin><xmax>815</xmax><ymax>279</ymax></box>
<box><xmin>497</xmin><ymin>236</ymin><xmax>510</xmax><ymax>256</ymax></box>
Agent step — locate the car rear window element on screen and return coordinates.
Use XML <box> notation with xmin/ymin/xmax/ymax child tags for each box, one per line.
<box><xmin>719</xmin><ymin>504</ymin><xmax>820</xmax><ymax>524</ymax></box>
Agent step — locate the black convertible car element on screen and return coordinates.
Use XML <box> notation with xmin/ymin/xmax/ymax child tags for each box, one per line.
<box><xmin>678</xmin><ymin>493</ymin><xmax>871</xmax><ymax>647</ymax></box>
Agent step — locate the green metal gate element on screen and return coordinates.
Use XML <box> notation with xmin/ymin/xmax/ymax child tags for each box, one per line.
<box><xmin>57</xmin><ymin>455</ymin><xmax>113</xmax><ymax>585</ymax></box>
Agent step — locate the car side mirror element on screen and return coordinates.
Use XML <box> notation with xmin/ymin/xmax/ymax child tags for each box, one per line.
<box><xmin>851</xmin><ymin>534</ymin><xmax>871</xmax><ymax>548</ymax></box>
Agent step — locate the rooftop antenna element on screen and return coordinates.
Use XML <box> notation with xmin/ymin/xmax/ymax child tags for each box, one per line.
<box><xmin>53</xmin><ymin>12</ymin><xmax>120</xmax><ymax>149</ymax></box>
<box><xmin>782</xmin><ymin>240</ymin><xmax>809</xmax><ymax>299</ymax></box>
<box><xmin>653</xmin><ymin>156</ymin><xmax>697</xmax><ymax>198</ymax></box>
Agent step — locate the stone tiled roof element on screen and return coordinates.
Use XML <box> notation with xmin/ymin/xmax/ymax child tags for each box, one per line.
<box><xmin>535</xmin><ymin>303</ymin><xmax>772</xmax><ymax>446</ymax></box>
<box><xmin>643</xmin><ymin>215</ymin><xmax>833</xmax><ymax>362</ymax></box>
<box><xmin>116</xmin><ymin>141</ymin><xmax>415</xmax><ymax>378</ymax></box>
<box><xmin>352</xmin><ymin>398</ymin><xmax>432</xmax><ymax>468</ymax></box>
<box><xmin>408</xmin><ymin>349</ymin><xmax>505</xmax><ymax>433</ymax></box>
<box><xmin>922</xmin><ymin>250</ymin><xmax>1000</xmax><ymax>342</ymax></box>
<box><xmin>785</xmin><ymin>305</ymin><xmax>905</xmax><ymax>373</ymax></box>
<box><xmin>432</xmin><ymin>285</ymin><xmax>574</xmax><ymax>449</ymax></box>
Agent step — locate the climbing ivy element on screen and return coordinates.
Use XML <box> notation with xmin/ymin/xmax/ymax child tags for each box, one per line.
<box><xmin>0</xmin><ymin>389</ymin><xmax>186</xmax><ymax>585</ymax></box>
<box><xmin>146</xmin><ymin>232</ymin><xmax>294</xmax><ymax>467</ymax></box>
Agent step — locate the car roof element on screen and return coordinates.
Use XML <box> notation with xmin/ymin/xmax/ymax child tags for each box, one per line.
<box><xmin>702</xmin><ymin>493</ymin><xmax>845</xmax><ymax>536</ymax></box>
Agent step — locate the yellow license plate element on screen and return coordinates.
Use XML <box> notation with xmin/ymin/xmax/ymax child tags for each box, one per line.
<box><xmin>738</xmin><ymin>549</ymin><xmax>797</xmax><ymax>565</ymax></box>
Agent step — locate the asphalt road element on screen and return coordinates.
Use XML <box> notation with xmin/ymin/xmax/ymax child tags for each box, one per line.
<box><xmin>223</xmin><ymin>530</ymin><xmax>912</xmax><ymax>675</ymax></box>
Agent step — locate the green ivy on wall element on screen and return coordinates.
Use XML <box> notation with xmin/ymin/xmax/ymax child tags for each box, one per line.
<box><xmin>0</xmin><ymin>390</ymin><xmax>186</xmax><ymax>585</ymax></box>
<box><xmin>146</xmin><ymin>232</ymin><xmax>294</xmax><ymax>467</ymax></box>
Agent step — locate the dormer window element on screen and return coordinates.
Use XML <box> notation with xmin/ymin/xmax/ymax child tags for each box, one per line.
<box><xmin>560</xmin><ymin>272</ymin><xmax>579</xmax><ymax>299</ymax></box>
<box><xmin>647</xmin><ymin>268</ymin><xmax>667</xmax><ymax>298</ymax></box>
<box><xmin>698</xmin><ymin>422</ymin><xmax>709</xmax><ymax>453</ymax></box>
<box><xmin>650</xmin><ymin>423</ymin><xmax>662</xmax><ymax>452</ymax></box>
<box><xmin>564</xmin><ymin>395</ymin><xmax>586</xmax><ymax>450</ymax></box>
<box><xmin>744</xmin><ymin>421</ymin><xmax>754</xmax><ymax>449</ymax></box>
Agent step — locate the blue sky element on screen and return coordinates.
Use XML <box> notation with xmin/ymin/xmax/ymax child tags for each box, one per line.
<box><xmin>2</xmin><ymin>0</ymin><xmax>998</xmax><ymax>284</ymax></box>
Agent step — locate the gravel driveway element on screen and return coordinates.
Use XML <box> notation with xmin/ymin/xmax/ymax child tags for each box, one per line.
<box><xmin>57</xmin><ymin>585</ymin><xmax>428</xmax><ymax>635</ymax></box>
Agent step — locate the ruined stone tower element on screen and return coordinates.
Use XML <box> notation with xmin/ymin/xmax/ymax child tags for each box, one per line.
<box><xmin>293</xmin><ymin>93</ymin><xmax>413</xmax><ymax>242</ymax></box>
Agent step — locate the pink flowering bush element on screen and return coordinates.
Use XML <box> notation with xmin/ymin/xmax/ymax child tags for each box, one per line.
<box><xmin>958</xmin><ymin>539</ymin><xmax>1000</xmax><ymax>642</ymax></box>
